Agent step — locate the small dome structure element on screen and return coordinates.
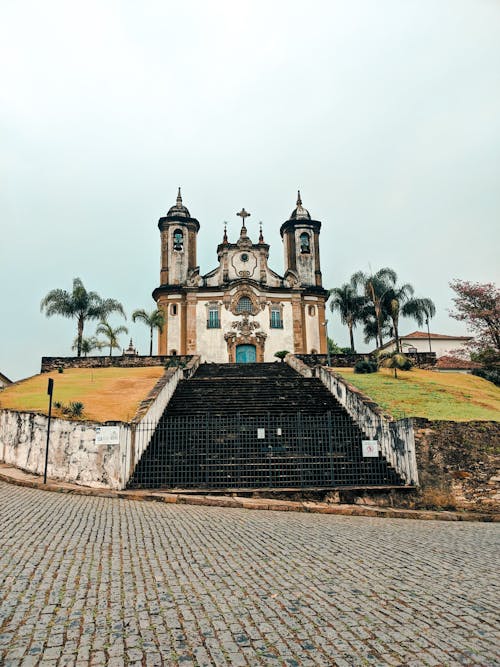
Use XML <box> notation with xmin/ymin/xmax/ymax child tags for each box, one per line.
<box><xmin>167</xmin><ymin>188</ymin><xmax>191</xmax><ymax>218</ymax></box>
<box><xmin>289</xmin><ymin>190</ymin><xmax>311</xmax><ymax>220</ymax></box>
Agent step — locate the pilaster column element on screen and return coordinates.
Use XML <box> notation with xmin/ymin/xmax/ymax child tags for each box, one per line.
<box><xmin>186</xmin><ymin>292</ymin><xmax>198</xmax><ymax>354</ymax></box>
<box><xmin>157</xmin><ymin>297</ymin><xmax>168</xmax><ymax>355</ymax></box>
<box><xmin>291</xmin><ymin>296</ymin><xmax>304</xmax><ymax>353</ymax></box>
<box><xmin>317</xmin><ymin>301</ymin><xmax>327</xmax><ymax>354</ymax></box>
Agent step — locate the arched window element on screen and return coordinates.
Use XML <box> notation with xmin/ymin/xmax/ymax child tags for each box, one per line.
<box><xmin>308</xmin><ymin>305</ymin><xmax>316</xmax><ymax>316</ymax></box>
<box><xmin>270</xmin><ymin>304</ymin><xmax>283</xmax><ymax>329</ymax></box>
<box><xmin>236</xmin><ymin>296</ymin><xmax>252</xmax><ymax>313</ymax></box>
<box><xmin>169</xmin><ymin>349</ymin><xmax>177</xmax><ymax>355</ymax></box>
<box><xmin>173</xmin><ymin>229</ymin><xmax>184</xmax><ymax>251</ymax></box>
<box><xmin>300</xmin><ymin>232</ymin><xmax>310</xmax><ymax>254</ymax></box>
<box><xmin>170</xmin><ymin>304</ymin><xmax>177</xmax><ymax>316</ymax></box>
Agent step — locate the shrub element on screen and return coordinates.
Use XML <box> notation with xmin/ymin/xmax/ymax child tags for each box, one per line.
<box><xmin>68</xmin><ymin>401</ymin><xmax>84</xmax><ymax>417</ymax></box>
<box><xmin>354</xmin><ymin>359</ymin><xmax>378</xmax><ymax>374</ymax></box>
<box><xmin>472</xmin><ymin>367</ymin><xmax>500</xmax><ymax>387</ymax></box>
<box><xmin>57</xmin><ymin>367</ymin><xmax>64</xmax><ymax>373</ymax></box>
<box><xmin>274</xmin><ymin>350</ymin><xmax>289</xmax><ymax>362</ymax></box>
<box><xmin>53</xmin><ymin>401</ymin><xmax>62</xmax><ymax>409</ymax></box>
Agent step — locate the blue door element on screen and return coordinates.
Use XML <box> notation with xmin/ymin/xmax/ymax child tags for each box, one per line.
<box><xmin>236</xmin><ymin>344</ymin><xmax>257</xmax><ymax>363</ymax></box>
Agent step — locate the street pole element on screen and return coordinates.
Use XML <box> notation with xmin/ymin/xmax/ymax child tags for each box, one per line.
<box><xmin>44</xmin><ymin>378</ymin><xmax>54</xmax><ymax>484</ymax></box>
<box><xmin>425</xmin><ymin>317</ymin><xmax>432</xmax><ymax>353</ymax></box>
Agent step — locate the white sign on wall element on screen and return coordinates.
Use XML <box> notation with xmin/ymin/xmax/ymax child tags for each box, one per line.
<box><xmin>257</xmin><ymin>428</ymin><xmax>266</xmax><ymax>440</ymax></box>
<box><xmin>95</xmin><ymin>426</ymin><xmax>120</xmax><ymax>445</ymax></box>
<box><xmin>362</xmin><ymin>440</ymin><xmax>379</xmax><ymax>457</ymax></box>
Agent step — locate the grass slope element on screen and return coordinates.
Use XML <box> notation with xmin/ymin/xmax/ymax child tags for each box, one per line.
<box><xmin>334</xmin><ymin>368</ymin><xmax>500</xmax><ymax>421</ymax></box>
<box><xmin>0</xmin><ymin>367</ymin><xmax>165</xmax><ymax>423</ymax></box>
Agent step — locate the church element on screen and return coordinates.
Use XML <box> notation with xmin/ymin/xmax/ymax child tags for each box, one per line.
<box><xmin>153</xmin><ymin>190</ymin><xmax>329</xmax><ymax>363</ymax></box>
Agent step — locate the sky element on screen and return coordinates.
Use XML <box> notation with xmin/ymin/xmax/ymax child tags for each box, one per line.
<box><xmin>1</xmin><ymin>0</ymin><xmax>499</xmax><ymax>381</ymax></box>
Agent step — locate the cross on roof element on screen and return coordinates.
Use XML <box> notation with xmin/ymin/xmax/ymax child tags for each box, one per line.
<box><xmin>237</xmin><ymin>208</ymin><xmax>251</xmax><ymax>223</ymax></box>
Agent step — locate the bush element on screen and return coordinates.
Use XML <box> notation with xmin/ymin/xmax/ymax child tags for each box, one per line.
<box><xmin>68</xmin><ymin>401</ymin><xmax>84</xmax><ymax>417</ymax></box>
<box><xmin>354</xmin><ymin>359</ymin><xmax>378</xmax><ymax>374</ymax></box>
<box><xmin>274</xmin><ymin>350</ymin><xmax>289</xmax><ymax>361</ymax></box>
<box><xmin>472</xmin><ymin>367</ymin><xmax>500</xmax><ymax>387</ymax></box>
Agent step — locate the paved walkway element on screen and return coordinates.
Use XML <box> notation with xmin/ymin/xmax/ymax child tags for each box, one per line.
<box><xmin>0</xmin><ymin>482</ymin><xmax>498</xmax><ymax>666</ymax></box>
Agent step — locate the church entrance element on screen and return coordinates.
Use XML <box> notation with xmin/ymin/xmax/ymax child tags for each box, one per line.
<box><xmin>236</xmin><ymin>344</ymin><xmax>256</xmax><ymax>363</ymax></box>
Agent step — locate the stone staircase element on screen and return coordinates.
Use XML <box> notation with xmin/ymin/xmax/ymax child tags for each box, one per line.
<box><xmin>127</xmin><ymin>363</ymin><xmax>404</xmax><ymax>490</ymax></box>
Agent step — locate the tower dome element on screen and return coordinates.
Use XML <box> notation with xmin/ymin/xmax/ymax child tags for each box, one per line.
<box><xmin>289</xmin><ymin>190</ymin><xmax>311</xmax><ymax>220</ymax></box>
<box><xmin>167</xmin><ymin>187</ymin><xmax>191</xmax><ymax>218</ymax></box>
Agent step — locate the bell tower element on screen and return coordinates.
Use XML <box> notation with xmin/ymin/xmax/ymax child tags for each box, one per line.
<box><xmin>280</xmin><ymin>191</ymin><xmax>323</xmax><ymax>288</ymax></box>
<box><xmin>158</xmin><ymin>188</ymin><xmax>200</xmax><ymax>286</ymax></box>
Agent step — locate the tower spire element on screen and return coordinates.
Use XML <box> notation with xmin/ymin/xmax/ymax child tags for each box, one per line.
<box><xmin>259</xmin><ymin>221</ymin><xmax>264</xmax><ymax>243</ymax></box>
<box><xmin>223</xmin><ymin>221</ymin><xmax>228</xmax><ymax>243</ymax></box>
<box><xmin>297</xmin><ymin>190</ymin><xmax>302</xmax><ymax>206</ymax></box>
<box><xmin>176</xmin><ymin>187</ymin><xmax>182</xmax><ymax>206</ymax></box>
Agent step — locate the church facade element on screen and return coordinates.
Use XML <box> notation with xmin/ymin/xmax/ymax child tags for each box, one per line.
<box><xmin>153</xmin><ymin>190</ymin><xmax>329</xmax><ymax>363</ymax></box>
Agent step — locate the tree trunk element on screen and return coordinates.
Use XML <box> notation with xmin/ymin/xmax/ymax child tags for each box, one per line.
<box><xmin>394</xmin><ymin>319</ymin><xmax>400</xmax><ymax>353</ymax></box>
<box><xmin>77</xmin><ymin>316</ymin><xmax>84</xmax><ymax>357</ymax></box>
<box><xmin>348</xmin><ymin>324</ymin><xmax>355</xmax><ymax>353</ymax></box>
<box><xmin>149</xmin><ymin>327</ymin><xmax>153</xmax><ymax>356</ymax></box>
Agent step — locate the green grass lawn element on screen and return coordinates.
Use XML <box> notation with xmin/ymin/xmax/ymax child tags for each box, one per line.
<box><xmin>0</xmin><ymin>367</ymin><xmax>165</xmax><ymax>422</ymax></box>
<box><xmin>334</xmin><ymin>368</ymin><xmax>500</xmax><ymax>421</ymax></box>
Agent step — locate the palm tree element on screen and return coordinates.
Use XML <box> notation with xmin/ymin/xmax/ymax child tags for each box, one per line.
<box><xmin>71</xmin><ymin>336</ymin><xmax>105</xmax><ymax>357</ymax></box>
<box><xmin>384</xmin><ymin>286</ymin><xmax>436</xmax><ymax>352</ymax></box>
<box><xmin>95</xmin><ymin>321</ymin><xmax>129</xmax><ymax>357</ymax></box>
<box><xmin>329</xmin><ymin>282</ymin><xmax>366</xmax><ymax>352</ymax></box>
<box><xmin>352</xmin><ymin>268</ymin><xmax>397</xmax><ymax>348</ymax></box>
<box><xmin>41</xmin><ymin>278</ymin><xmax>125</xmax><ymax>357</ymax></box>
<box><xmin>378</xmin><ymin>350</ymin><xmax>411</xmax><ymax>379</ymax></box>
<box><xmin>132</xmin><ymin>308</ymin><xmax>165</xmax><ymax>356</ymax></box>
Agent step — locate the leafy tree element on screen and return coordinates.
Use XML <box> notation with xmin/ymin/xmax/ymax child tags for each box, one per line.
<box><xmin>329</xmin><ymin>282</ymin><xmax>367</xmax><ymax>352</ymax></box>
<box><xmin>352</xmin><ymin>268</ymin><xmax>397</xmax><ymax>348</ymax></box>
<box><xmin>131</xmin><ymin>308</ymin><xmax>165</xmax><ymax>356</ymax></box>
<box><xmin>95</xmin><ymin>321</ymin><xmax>129</xmax><ymax>357</ymax></box>
<box><xmin>449</xmin><ymin>280</ymin><xmax>500</xmax><ymax>359</ymax></box>
<box><xmin>274</xmin><ymin>350</ymin><xmax>289</xmax><ymax>362</ymax></box>
<box><xmin>41</xmin><ymin>278</ymin><xmax>125</xmax><ymax>357</ymax></box>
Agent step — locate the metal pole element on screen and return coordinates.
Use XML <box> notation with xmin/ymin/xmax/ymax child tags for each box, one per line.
<box><xmin>44</xmin><ymin>378</ymin><xmax>54</xmax><ymax>484</ymax></box>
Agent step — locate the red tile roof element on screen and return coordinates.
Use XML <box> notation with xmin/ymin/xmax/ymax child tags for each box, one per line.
<box><xmin>434</xmin><ymin>356</ymin><xmax>481</xmax><ymax>370</ymax></box>
<box><xmin>402</xmin><ymin>331</ymin><xmax>472</xmax><ymax>341</ymax></box>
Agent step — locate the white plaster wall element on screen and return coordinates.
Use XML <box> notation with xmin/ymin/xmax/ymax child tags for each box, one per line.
<box><xmin>304</xmin><ymin>302</ymin><xmax>321</xmax><ymax>353</ymax></box>
<box><xmin>166</xmin><ymin>298</ymin><xmax>181</xmax><ymax>354</ymax></box>
<box><xmin>194</xmin><ymin>297</ymin><xmax>295</xmax><ymax>362</ymax></box>
<box><xmin>0</xmin><ymin>410</ymin><xmax>123</xmax><ymax>489</ymax></box>
<box><xmin>385</xmin><ymin>338</ymin><xmax>470</xmax><ymax>357</ymax></box>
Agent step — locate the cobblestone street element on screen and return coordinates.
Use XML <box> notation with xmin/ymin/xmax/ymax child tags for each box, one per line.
<box><xmin>0</xmin><ymin>481</ymin><xmax>498</xmax><ymax>666</ymax></box>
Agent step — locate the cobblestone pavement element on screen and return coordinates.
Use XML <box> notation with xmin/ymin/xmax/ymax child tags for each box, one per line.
<box><xmin>0</xmin><ymin>482</ymin><xmax>498</xmax><ymax>667</ymax></box>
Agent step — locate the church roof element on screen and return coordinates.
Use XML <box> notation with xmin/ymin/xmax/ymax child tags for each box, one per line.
<box><xmin>166</xmin><ymin>188</ymin><xmax>191</xmax><ymax>218</ymax></box>
<box><xmin>289</xmin><ymin>190</ymin><xmax>311</xmax><ymax>220</ymax></box>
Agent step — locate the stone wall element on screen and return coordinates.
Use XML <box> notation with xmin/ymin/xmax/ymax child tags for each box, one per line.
<box><xmin>286</xmin><ymin>354</ymin><xmax>419</xmax><ymax>486</ymax></box>
<box><xmin>0</xmin><ymin>410</ymin><xmax>123</xmax><ymax>489</ymax></box>
<box><xmin>296</xmin><ymin>352</ymin><xmax>437</xmax><ymax>368</ymax></box>
<box><xmin>40</xmin><ymin>355</ymin><xmax>194</xmax><ymax>373</ymax></box>
<box><xmin>0</xmin><ymin>357</ymin><xmax>200</xmax><ymax>490</ymax></box>
<box><xmin>413</xmin><ymin>418</ymin><xmax>500</xmax><ymax>511</ymax></box>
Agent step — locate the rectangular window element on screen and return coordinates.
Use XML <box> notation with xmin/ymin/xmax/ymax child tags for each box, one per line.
<box><xmin>207</xmin><ymin>308</ymin><xmax>220</xmax><ymax>329</ymax></box>
<box><xmin>270</xmin><ymin>309</ymin><xmax>283</xmax><ymax>329</ymax></box>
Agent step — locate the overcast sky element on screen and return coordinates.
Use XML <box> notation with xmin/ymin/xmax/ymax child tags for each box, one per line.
<box><xmin>1</xmin><ymin>0</ymin><xmax>499</xmax><ymax>381</ymax></box>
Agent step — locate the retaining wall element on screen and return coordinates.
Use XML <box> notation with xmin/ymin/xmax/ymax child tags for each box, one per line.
<box><xmin>0</xmin><ymin>357</ymin><xmax>200</xmax><ymax>490</ymax></box>
<box><xmin>41</xmin><ymin>355</ymin><xmax>194</xmax><ymax>373</ymax></box>
<box><xmin>287</xmin><ymin>355</ymin><xmax>418</xmax><ymax>485</ymax></box>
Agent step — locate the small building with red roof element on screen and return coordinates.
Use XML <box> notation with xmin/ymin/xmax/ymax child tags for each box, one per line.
<box><xmin>375</xmin><ymin>331</ymin><xmax>472</xmax><ymax>358</ymax></box>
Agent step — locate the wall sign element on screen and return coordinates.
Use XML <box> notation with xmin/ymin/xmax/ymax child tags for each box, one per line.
<box><xmin>362</xmin><ymin>440</ymin><xmax>379</xmax><ymax>457</ymax></box>
<box><xmin>257</xmin><ymin>428</ymin><xmax>266</xmax><ymax>439</ymax></box>
<box><xmin>95</xmin><ymin>426</ymin><xmax>120</xmax><ymax>445</ymax></box>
